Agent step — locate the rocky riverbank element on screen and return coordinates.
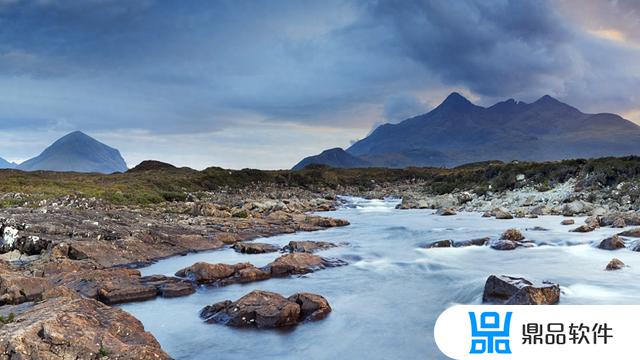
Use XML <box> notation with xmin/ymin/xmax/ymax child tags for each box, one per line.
<box><xmin>0</xmin><ymin>188</ymin><xmax>349</xmax><ymax>359</ymax></box>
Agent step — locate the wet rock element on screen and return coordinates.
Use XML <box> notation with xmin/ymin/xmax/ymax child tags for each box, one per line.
<box><xmin>424</xmin><ymin>240</ymin><xmax>454</xmax><ymax>248</ymax></box>
<box><xmin>562</xmin><ymin>200</ymin><xmax>593</xmax><ymax>216</ymax></box>
<box><xmin>481</xmin><ymin>211</ymin><xmax>492</xmax><ymax>218</ymax></box>
<box><xmin>500</xmin><ymin>228</ymin><xmax>525</xmax><ymax>241</ymax></box>
<box><xmin>268</xmin><ymin>253</ymin><xmax>346</xmax><ymax>277</ymax></box>
<box><xmin>493</xmin><ymin>208</ymin><xmax>514</xmax><ymax>220</ymax></box>
<box><xmin>561</xmin><ymin>219</ymin><xmax>575</xmax><ymax>225</ymax></box>
<box><xmin>200</xmin><ymin>290</ymin><xmax>330</xmax><ymax>328</ymax></box>
<box><xmin>304</xmin><ymin>217</ymin><xmax>350</xmax><ymax>228</ymax></box>
<box><xmin>454</xmin><ymin>237</ymin><xmax>490</xmax><ymax>247</ymax></box>
<box><xmin>597</xmin><ymin>235</ymin><xmax>626</xmax><ymax>250</ymax></box>
<box><xmin>0</xmin><ymin>297</ymin><xmax>169</xmax><ymax>359</ymax></box>
<box><xmin>482</xmin><ymin>275</ymin><xmax>560</xmax><ymax>305</ymax></box>
<box><xmin>490</xmin><ymin>240</ymin><xmax>518</xmax><ymax>251</ymax></box>
<box><xmin>526</xmin><ymin>226</ymin><xmax>549</xmax><ymax>231</ymax></box>
<box><xmin>288</xmin><ymin>292</ymin><xmax>332</xmax><ymax>320</ymax></box>
<box><xmin>612</xmin><ymin>217</ymin><xmax>626</xmax><ymax>228</ymax></box>
<box><xmin>282</xmin><ymin>240</ymin><xmax>337</xmax><ymax>253</ymax></box>
<box><xmin>571</xmin><ymin>224</ymin><xmax>597</xmax><ymax>233</ymax></box>
<box><xmin>619</xmin><ymin>228</ymin><xmax>640</xmax><ymax>238</ymax></box>
<box><xmin>175</xmin><ymin>262</ymin><xmax>270</xmax><ymax>285</ymax></box>
<box><xmin>233</xmin><ymin>242</ymin><xmax>279</xmax><ymax>254</ymax></box>
<box><xmin>140</xmin><ymin>275</ymin><xmax>195</xmax><ymax>298</ymax></box>
<box><xmin>585</xmin><ymin>216</ymin><xmax>603</xmax><ymax>228</ymax></box>
<box><xmin>605</xmin><ymin>258</ymin><xmax>625</xmax><ymax>271</ymax></box>
<box><xmin>436</xmin><ymin>208</ymin><xmax>456</xmax><ymax>216</ymax></box>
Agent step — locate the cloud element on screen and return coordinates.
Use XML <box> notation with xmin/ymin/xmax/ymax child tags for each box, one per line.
<box><xmin>0</xmin><ymin>0</ymin><xmax>639</xmax><ymax>168</ymax></box>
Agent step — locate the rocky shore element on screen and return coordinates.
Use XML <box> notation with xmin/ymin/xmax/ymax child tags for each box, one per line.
<box><xmin>0</xmin><ymin>188</ymin><xmax>349</xmax><ymax>359</ymax></box>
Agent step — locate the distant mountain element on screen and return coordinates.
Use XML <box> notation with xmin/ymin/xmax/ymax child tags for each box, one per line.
<box><xmin>294</xmin><ymin>92</ymin><xmax>640</xmax><ymax>169</ymax></box>
<box><xmin>17</xmin><ymin>131</ymin><xmax>128</xmax><ymax>173</ymax></box>
<box><xmin>0</xmin><ymin>157</ymin><xmax>17</xmax><ymax>169</ymax></box>
<box><xmin>292</xmin><ymin>148</ymin><xmax>371</xmax><ymax>170</ymax></box>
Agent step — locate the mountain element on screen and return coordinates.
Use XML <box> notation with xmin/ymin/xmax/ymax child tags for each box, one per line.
<box><xmin>0</xmin><ymin>157</ymin><xmax>17</xmax><ymax>169</ymax></box>
<box><xmin>17</xmin><ymin>131</ymin><xmax>128</xmax><ymax>173</ymax></box>
<box><xmin>294</xmin><ymin>92</ymin><xmax>640</xmax><ymax>169</ymax></box>
<box><xmin>292</xmin><ymin>148</ymin><xmax>371</xmax><ymax>170</ymax></box>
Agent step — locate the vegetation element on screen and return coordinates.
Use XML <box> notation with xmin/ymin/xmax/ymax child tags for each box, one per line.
<box><xmin>2</xmin><ymin>157</ymin><xmax>640</xmax><ymax>207</ymax></box>
<box><xmin>0</xmin><ymin>312</ymin><xmax>15</xmax><ymax>325</ymax></box>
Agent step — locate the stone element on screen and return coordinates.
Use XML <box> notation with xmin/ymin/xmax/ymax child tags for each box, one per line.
<box><xmin>232</xmin><ymin>242</ymin><xmax>279</xmax><ymax>254</ymax></box>
<box><xmin>493</xmin><ymin>208</ymin><xmax>513</xmax><ymax>220</ymax></box>
<box><xmin>482</xmin><ymin>275</ymin><xmax>560</xmax><ymax>305</ymax></box>
<box><xmin>561</xmin><ymin>219</ymin><xmax>575</xmax><ymax>225</ymax></box>
<box><xmin>436</xmin><ymin>208</ymin><xmax>456</xmax><ymax>216</ymax></box>
<box><xmin>612</xmin><ymin>218</ymin><xmax>626</xmax><ymax>228</ymax></box>
<box><xmin>424</xmin><ymin>240</ymin><xmax>454</xmax><ymax>248</ymax></box>
<box><xmin>0</xmin><ymin>297</ymin><xmax>169</xmax><ymax>359</ymax></box>
<box><xmin>175</xmin><ymin>262</ymin><xmax>270</xmax><ymax>286</ymax></box>
<box><xmin>597</xmin><ymin>235</ymin><xmax>626</xmax><ymax>250</ymax></box>
<box><xmin>619</xmin><ymin>228</ymin><xmax>640</xmax><ymax>238</ymax></box>
<box><xmin>490</xmin><ymin>240</ymin><xmax>518</xmax><ymax>251</ymax></box>
<box><xmin>282</xmin><ymin>240</ymin><xmax>337</xmax><ymax>253</ymax></box>
<box><xmin>500</xmin><ymin>228</ymin><xmax>525</xmax><ymax>241</ymax></box>
<box><xmin>605</xmin><ymin>258</ymin><xmax>625</xmax><ymax>271</ymax></box>
<box><xmin>268</xmin><ymin>253</ymin><xmax>346</xmax><ymax>277</ymax></box>
<box><xmin>200</xmin><ymin>290</ymin><xmax>330</xmax><ymax>328</ymax></box>
<box><xmin>571</xmin><ymin>224</ymin><xmax>596</xmax><ymax>233</ymax></box>
<box><xmin>454</xmin><ymin>237</ymin><xmax>490</xmax><ymax>247</ymax></box>
<box><xmin>481</xmin><ymin>211</ymin><xmax>492</xmax><ymax>218</ymax></box>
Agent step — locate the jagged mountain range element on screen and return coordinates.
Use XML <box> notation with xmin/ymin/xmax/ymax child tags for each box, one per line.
<box><xmin>293</xmin><ymin>93</ymin><xmax>640</xmax><ymax>169</ymax></box>
<box><xmin>0</xmin><ymin>131</ymin><xmax>128</xmax><ymax>174</ymax></box>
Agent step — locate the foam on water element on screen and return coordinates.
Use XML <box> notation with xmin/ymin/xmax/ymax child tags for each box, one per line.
<box><xmin>122</xmin><ymin>197</ymin><xmax>640</xmax><ymax>360</ymax></box>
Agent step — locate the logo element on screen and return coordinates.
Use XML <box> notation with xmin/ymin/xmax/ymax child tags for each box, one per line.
<box><xmin>468</xmin><ymin>311</ymin><xmax>512</xmax><ymax>354</ymax></box>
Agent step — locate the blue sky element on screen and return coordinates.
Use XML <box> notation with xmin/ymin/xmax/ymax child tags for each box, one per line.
<box><xmin>1</xmin><ymin>0</ymin><xmax>639</xmax><ymax>169</ymax></box>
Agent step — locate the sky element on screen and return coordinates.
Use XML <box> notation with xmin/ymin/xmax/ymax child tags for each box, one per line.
<box><xmin>1</xmin><ymin>0</ymin><xmax>639</xmax><ymax>169</ymax></box>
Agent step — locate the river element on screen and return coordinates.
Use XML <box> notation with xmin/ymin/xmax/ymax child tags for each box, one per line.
<box><xmin>121</xmin><ymin>197</ymin><xmax>640</xmax><ymax>359</ymax></box>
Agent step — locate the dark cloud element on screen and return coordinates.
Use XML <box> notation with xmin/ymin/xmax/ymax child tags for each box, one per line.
<box><xmin>0</xmin><ymin>0</ymin><xmax>638</xmax><ymax>168</ymax></box>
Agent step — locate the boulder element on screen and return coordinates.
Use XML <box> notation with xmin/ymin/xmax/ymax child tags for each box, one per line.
<box><xmin>490</xmin><ymin>240</ymin><xmax>518</xmax><ymax>251</ymax></box>
<box><xmin>175</xmin><ymin>262</ymin><xmax>270</xmax><ymax>285</ymax></box>
<box><xmin>288</xmin><ymin>292</ymin><xmax>332</xmax><ymax>320</ymax></box>
<box><xmin>493</xmin><ymin>209</ymin><xmax>513</xmax><ymax>220</ymax></box>
<box><xmin>481</xmin><ymin>211</ymin><xmax>492</xmax><ymax>218</ymax></box>
<box><xmin>619</xmin><ymin>228</ymin><xmax>640</xmax><ymax>238</ymax></box>
<box><xmin>200</xmin><ymin>290</ymin><xmax>330</xmax><ymax>328</ymax></box>
<box><xmin>571</xmin><ymin>224</ymin><xmax>596</xmax><ymax>233</ymax></box>
<box><xmin>605</xmin><ymin>258</ymin><xmax>625</xmax><ymax>271</ymax></box>
<box><xmin>454</xmin><ymin>237</ymin><xmax>490</xmax><ymax>247</ymax></box>
<box><xmin>500</xmin><ymin>229</ymin><xmax>525</xmax><ymax>241</ymax></box>
<box><xmin>0</xmin><ymin>297</ymin><xmax>169</xmax><ymax>359</ymax></box>
<box><xmin>268</xmin><ymin>253</ymin><xmax>346</xmax><ymax>277</ymax></box>
<box><xmin>612</xmin><ymin>218</ymin><xmax>626</xmax><ymax>228</ymax></box>
<box><xmin>597</xmin><ymin>235</ymin><xmax>626</xmax><ymax>250</ymax></box>
<box><xmin>233</xmin><ymin>242</ymin><xmax>279</xmax><ymax>254</ymax></box>
<box><xmin>436</xmin><ymin>208</ymin><xmax>456</xmax><ymax>216</ymax></box>
<box><xmin>561</xmin><ymin>219</ymin><xmax>575</xmax><ymax>225</ymax></box>
<box><xmin>282</xmin><ymin>240</ymin><xmax>337</xmax><ymax>253</ymax></box>
<box><xmin>482</xmin><ymin>275</ymin><xmax>560</xmax><ymax>305</ymax></box>
<box><xmin>0</xmin><ymin>272</ymin><xmax>50</xmax><ymax>305</ymax></box>
<box><xmin>424</xmin><ymin>240</ymin><xmax>453</xmax><ymax>248</ymax></box>
<box><xmin>562</xmin><ymin>200</ymin><xmax>593</xmax><ymax>216</ymax></box>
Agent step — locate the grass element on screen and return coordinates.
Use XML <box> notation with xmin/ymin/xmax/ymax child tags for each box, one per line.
<box><xmin>1</xmin><ymin>156</ymin><xmax>640</xmax><ymax>207</ymax></box>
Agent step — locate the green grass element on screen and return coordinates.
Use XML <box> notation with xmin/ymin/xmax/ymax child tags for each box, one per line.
<box><xmin>1</xmin><ymin>156</ymin><xmax>640</xmax><ymax>207</ymax></box>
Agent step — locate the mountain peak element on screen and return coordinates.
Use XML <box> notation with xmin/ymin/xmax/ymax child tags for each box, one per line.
<box><xmin>434</xmin><ymin>92</ymin><xmax>478</xmax><ymax>112</ymax></box>
<box><xmin>534</xmin><ymin>94</ymin><xmax>561</xmax><ymax>105</ymax></box>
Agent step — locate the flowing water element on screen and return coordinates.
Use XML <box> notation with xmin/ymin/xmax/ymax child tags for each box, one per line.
<box><xmin>121</xmin><ymin>197</ymin><xmax>640</xmax><ymax>359</ymax></box>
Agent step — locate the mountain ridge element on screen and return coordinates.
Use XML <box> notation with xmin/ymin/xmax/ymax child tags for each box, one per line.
<box><xmin>295</xmin><ymin>93</ymin><xmax>640</xmax><ymax>169</ymax></box>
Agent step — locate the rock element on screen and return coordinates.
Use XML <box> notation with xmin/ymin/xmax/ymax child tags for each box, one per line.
<box><xmin>612</xmin><ymin>218</ymin><xmax>626</xmax><ymax>228</ymax></box>
<box><xmin>490</xmin><ymin>240</ymin><xmax>518</xmax><ymax>251</ymax></box>
<box><xmin>619</xmin><ymin>228</ymin><xmax>640</xmax><ymax>237</ymax></box>
<box><xmin>0</xmin><ymin>272</ymin><xmax>50</xmax><ymax>305</ymax></box>
<box><xmin>200</xmin><ymin>290</ymin><xmax>330</xmax><ymax>328</ymax></box>
<box><xmin>454</xmin><ymin>237</ymin><xmax>490</xmax><ymax>247</ymax></box>
<box><xmin>233</xmin><ymin>242</ymin><xmax>279</xmax><ymax>254</ymax></box>
<box><xmin>175</xmin><ymin>262</ymin><xmax>270</xmax><ymax>285</ymax></box>
<box><xmin>481</xmin><ymin>211</ymin><xmax>492</xmax><ymax>218</ymax></box>
<box><xmin>268</xmin><ymin>253</ymin><xmax>346</xmax><ymax>277</ymax></box>
<box><xmin>482</xmin><ymin>275</ymin><xmax>560</xmax><ymax>305</ymax></box>
<box><xmin>561</xmin><ymin>219</ymin><xmax>575</xmax><ymax>225</ymax></box>
<box><xmin>494</xmin><ymin>209</ymin><xmax>513</xmax><ymax>220</ymax></box>
<box><xmin>605</xmin><ymin>258</ymin><xmax>625</xmax><ymax>271</ymax></box>
<box><xmin>526</xmin><ymin>226</ymin><xmax>549</xmax><ymax>231</ymax></box>
<box><xmin>140</xmin><ymin>275</ymin><xmax>195</xmax><ymax>298</ymax></box>
<box><xmin>436</xmin><ymin>208</ymin><xmax>456</xmax><ymax>216</ymax></box>
<box><xmin>288</xmin><ymin>292</ymin><xmax>332</xmax><ymax>320</ymax></box>
<box><xmin>597</xmin><ymin>235</ymin><xmax>626</xmax><ymax>250</ymax></box>
<box><xmin>0</xmin><ymin>297</ymin><xmax>169</xmax><ymax>359</ymax></box>
<box><xmin>562</xmin><ymin>200</ymin><xmax>593</xmax><ymax>216</ymax></box>
<box><xmin>571</xmin><ymin>224</ymin><xmax>596</xmax><ymax>233</ymax></box>
<box><xmin>282</xmin><ymin>240</ymin><xmax>337</xmax><ymax>253</ymax></box>
<box><xmin>585</xmin><ymin>216</ymin><xmax>603</xmax><ymax>228</ymax></box>
<box><xmin>304</xmin><ymin>216</ymin><xmax>350</xmax><ymax>228</ymax></box>
<box><xmin>500</xmin><ymin>228</ymin><xmax>525</xmax><ymax>241</ymax></box>
<box><xmin>424</xmin><ymin>240</ymin><xmax>454</xmax><ymax>248</ymax></box>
